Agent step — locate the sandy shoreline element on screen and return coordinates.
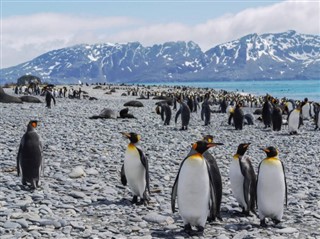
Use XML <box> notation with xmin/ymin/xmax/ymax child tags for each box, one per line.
<box><xmin>0</xmin><ymin>84</ymin><xmax>319</xmax><ymax>238</ymax></box>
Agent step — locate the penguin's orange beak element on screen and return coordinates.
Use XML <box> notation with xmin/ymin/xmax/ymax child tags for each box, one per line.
<box><xmin>262</xmin><ymin>148</ymin><xmax>270</xmax><ymax>153</ymax></box>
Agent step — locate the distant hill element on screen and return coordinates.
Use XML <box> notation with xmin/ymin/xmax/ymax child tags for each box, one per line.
<box><xmin>1</xmin><ymin>30</ymin><xmax>319</xmax><ymax>85</ymax></box>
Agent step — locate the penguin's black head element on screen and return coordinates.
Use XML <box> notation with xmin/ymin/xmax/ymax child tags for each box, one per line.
<box><xmin>202</xmin><ymin>135</ymin><xmax>214</xmax><ymax>143</ymax></box>
<box><xmin>192</xmin><ymin>140</ymin><xmax>223</xmax><ymax>154</ymax></box>
<box><xmin>262</xmin><ymin>146</ymin><xmax>278</xmax><ymax>158</ymax></box>
<box><xmin>236</xmin><ymin>143</ymin><xmax>250</xmax><ymax>156</ymax></box>
<box><xmin>121</xmin><ymin>132</ymin><xmax>141</xmax><ymax>144</ymax></box>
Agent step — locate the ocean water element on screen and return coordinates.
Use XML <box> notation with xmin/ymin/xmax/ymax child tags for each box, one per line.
<box><xmin>143</xmin><ymin>79</ymin><xmax>320</xmax><ymax>102</ymax></box>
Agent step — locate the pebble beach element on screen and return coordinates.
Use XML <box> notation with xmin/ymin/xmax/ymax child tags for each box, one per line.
<box><xmin>0</xmin><ymin>85</ymin><xmax>319</xmax><ymax>239</ymax></box>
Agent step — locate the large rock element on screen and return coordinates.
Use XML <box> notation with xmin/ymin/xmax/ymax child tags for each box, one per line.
<box><xmin>0</xmin><ymin>87</ymin><xmax>22</xmax><ymax>103</ymax></box>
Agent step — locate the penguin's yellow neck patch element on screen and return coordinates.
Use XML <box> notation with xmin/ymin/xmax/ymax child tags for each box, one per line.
<box><xmin>233</xmin><ymin>154</ymin><xmax>239</xmax><ymax>160</ymax></box>
<box><xmin>128</xmin><ymin>143</ymin><xmax>136</xmax><ymax>150</ymax></box>
<box><xmin>264</xmin><ymin>157</ymin><xmax>280</xmax><ymax>164</ymax></box>
<box><xmin>189</xmin><ymin>153</ymin><xmax>203</xmax><ymax>160</ymax></box>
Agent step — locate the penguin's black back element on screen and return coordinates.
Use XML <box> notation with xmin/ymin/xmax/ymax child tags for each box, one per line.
<box><xmin>233</xmin><ymin>106</ymin><xmax>244</xmax><ymax>130</ymax></box>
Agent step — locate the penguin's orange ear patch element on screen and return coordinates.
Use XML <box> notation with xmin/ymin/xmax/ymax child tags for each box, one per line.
<box><xmin>31</xmin><ymin>122</ymin><xmax>37</xmax><ymax>128</ymax></box>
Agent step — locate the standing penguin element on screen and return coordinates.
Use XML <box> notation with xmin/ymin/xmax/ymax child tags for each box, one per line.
<box><xmin>229</xmin><ymin>143</ymin><xmax>256</xmax><ymax>216</ymax></box>
<box><xmin>262</xmin><ymin>97</ymin><xmax>273</xmax><ymax>128</ymax></box>
<box><xmin>171</xmin><ymin>140</ymin><xmax>223</xmax><ymax>234</ymax></box>
<box><xmin>301</xmin><ymin>98</ymin><xmax>310</xmax><ymax>120</ymax></box>
<box><xmin>187</xmin><ymin>135</ymin><xmax>223</xmax><ymax>221</ymax></box>
<box><xmin>272</xmin><ymin>106</ymin><xmax>283</xmax><ymax>131</ymax></box>
<box><xmin>17</xmin><ymin>120</ymin><xmax>43</xmax><ymax>189</ymax></box>
<box><xmin>257</xmin><ymin>147</ymin><xmax>287</xmax><ymax>227</ymax></box>
<box><xmin>314</xmin><ymin>104</ymin><xmax>320</xmax><ymax>130</ymax></box>
<box><xmin>201</xmin><ymin>98</ymin><xmax>212</xmax><ymax>126</ymax></box>
<box><xmin>287</xmin><ymin>108</ymin><xmax>303</xmax><ymax>135</ymax></box>
<box><xmin>233</xmin><ymin>103</ymin><xmax>244</xmax><ymax>130</ymax></box>
<box><xmin>120</xmin><ymin>132</ymin><xmax>150</xmax><ymax>205</ymax></box>
<box><xmin>45</xmin><ymin>88</ymin><xmax>56</xmax><ymax>108</ymax></box>
<box><xmin>175</xmin><ymin>98</ymin><xmax>191</xmax><ymax>130</ymax></box>
<box><xmin>159</xmin><ymin>102</ymin><xmax>172</xmax><ymax>125</ymax></box>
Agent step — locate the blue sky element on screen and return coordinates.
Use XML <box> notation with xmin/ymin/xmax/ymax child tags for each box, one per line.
<box><xmin>1</xmin><ymin>0</ymin><xmax>319</xmax><ymax>68</ymax></box>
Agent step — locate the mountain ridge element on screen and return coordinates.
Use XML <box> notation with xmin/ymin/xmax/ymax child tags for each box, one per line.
<box><xmin>1</xmin><ymin>30</ymin><xmax>319</xmax><ymax>84</ymax></box>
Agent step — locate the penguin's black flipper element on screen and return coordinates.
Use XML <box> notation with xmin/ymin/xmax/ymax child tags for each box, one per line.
<box><xmin>281</xmin><ymin>161</ymin><xmax>288</xmax><ymax>207</ymax></box>
<box><xmin>171</xmin><ymin>157</ymin><xmax>187</xmax><ymax>213</ymax></box>
<box><xmin>120</xmin><ymin>164</ymin><xmax>127</xmax><ymax>186</ymax></box>
<box><xmin>201</xmin><ymin>107</ymin><xmax>205</xmax><ymax>121</ymax></box>
<box><xmin>160</xmin><ymin>106</ymin><xmax>165</xmax><ymax>121</ymax></box>
<box><xmin>137</xmin><ymin>148</ymin><xmax>150</xmax><ymax>194</ymax></box>
<box><xmin>298</xmin><ymin>114</ymin><xmax>303</xmax><ymax>129</ymax></box>
<box><xmin>16</xmin><ymin>143</ymin><xmax>22</xmax><ymax>176</ymax></box>
<box><xmin>239</xmin><ymin>156</ymin><xmax>256</xmax><ymax>213</ymax></box>
<box><xmin>206</xmin><ymin>159</ymin><xmax>217</xmax><ymax>221</ymax></box>
<box><xmin>175</xmin><ymin>108</ymin><xmax>181</xmax><ymax>124</ymax></box>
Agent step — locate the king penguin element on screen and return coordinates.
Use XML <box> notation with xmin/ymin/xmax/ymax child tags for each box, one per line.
<box><xmin>233</xmin><ymin>103</ymin><xmax>244</xmax><ymax>130</ymax></box>
<box><xmin>171</xmin><ymin>140</ymin><xmax>223</xmax><ymax>234</ymax></box>
<box><xmin>272</xmin><ymin>106</ymin><xmax>283</xmax><ymax>131</ymax></box>
<box><xmin>120</xmin><ymin>132</ymin><xmax>150</xmax><ymax>205</ymax></box>
<box><xmin>17</xmin><ymin>120</ymin><xmax>43</xmax><ymax>189</ymax></box>
<box><xmin>257</xmin><ymin>146</ymin><xmax>287</xmax><ymax>227</ymax></box>
<box><xmin>175</xmin><ymin>98</ymin><xmax>191</xmax><ymax>130</ymax></box>
<box><xmin>229</xmin><ymin>143</ymin><xmax>256</xmax><ymax>216</ymax></box>
<box><xmin>186</xmin><ymin>135</ymin><xmax>223</xmax><ymax>221</ymax></box>
<box><xmin>287</xmin><ymin>108</ymin><xmax>303</xmax><ymax>135</ymax></box>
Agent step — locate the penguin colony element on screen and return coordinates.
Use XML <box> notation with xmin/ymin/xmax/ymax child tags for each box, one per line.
<box><xmin>11</xmin><ymin>84</ymin><xmax>320</xmax><ymax>237</ymax></box>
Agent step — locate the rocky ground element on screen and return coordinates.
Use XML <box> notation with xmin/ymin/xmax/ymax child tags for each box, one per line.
<box><xmin>0</xmin><ymin>85</ymin><xmax>319</xmax><ymax>239</ymax></box>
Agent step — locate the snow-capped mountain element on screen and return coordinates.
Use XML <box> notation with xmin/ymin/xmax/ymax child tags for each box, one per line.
<box><xmin>1</xmin><ymin>30</ymin><xmax>319</xmax><ymax>84</ymax></box>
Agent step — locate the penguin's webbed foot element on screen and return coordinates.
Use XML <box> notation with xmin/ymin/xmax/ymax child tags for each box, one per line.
<box><xmin>183</xmin><ymin>224</ymin><xmax>192</xmax><ymax>234</ymax></box>
<box><xmin>260</xmin><ymin>219</ymin><xmax>268</xmax><ymax>227</ymax></box>
<box><xmin>272</xmin><ymin>218</ymin><xmax>281</xmax><ymax>225</ymax></box>
<box><xmin>131</xmin><ymin>195</ymin><xmax>138</xmax><ymax>204</ymax></box>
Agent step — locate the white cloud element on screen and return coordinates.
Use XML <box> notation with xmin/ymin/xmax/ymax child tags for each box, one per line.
<box><xmin>1</xmin><ymin>1</ymin><xmax>319</xmax><ymax>68</ymax></box>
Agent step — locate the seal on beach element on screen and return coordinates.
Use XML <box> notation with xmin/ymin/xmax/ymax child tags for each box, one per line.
<box><xmin>123</xmin><ymin>100</ymin><xmax>144</xmax><ymax>107</ymax></box>
<box><xmin>120</xmin><ymin>132</ymin><xmax>150</xmax><ymax>205</ymax></box>
<box><xmin>287</xmin><ymin>108</ymin><xmax>302</xmax><ymax>135</ymax></box>
<box><xmin>89</xmin><ymin>108</ymin><xmax>117</xmax><ymax>119</ymax></box>
<box><xmin>229</xmin><ymin>143</ymin><xmax>256</xmax><ymax>216</ymax></box>
<box><xmin>20</xmin><ymin>95</ymin><xmax>42</xmax><ymax>103</ymax></box>
<box><xmin>175</xmin><ymin>98</ymin><xmax>191</xmax><ymax>130</ymax></box>
<box><xmin>0</xmin><ymin>87</ymin><xmax>23</xmax><ymax>103</ymax></box>
<box><xmin>119</xmin><ymin>108</ymin><xmax>135</xmax><ymax>119</ymax></box>
<box><xmin>17</xmin><ymin>120</ymin><xmax>43</xmax><ymax>189</ymax></box>
<box><xmin>171</xmin><ymin>140</ymin><xmax>223</xmax><ymax>235</ymax></box>
<box><xmin>257</xmin><ymin>146</ymin><xmax>287</xmax><ymax>227</ymax></box>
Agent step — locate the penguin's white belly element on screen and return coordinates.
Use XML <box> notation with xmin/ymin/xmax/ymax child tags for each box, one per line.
<box><xmin>317</xmin><ymin>112</ymin><xmax>320</xmax><ymax>127</ymax></box>
<box><xmin>229</xmin><ymin>160</ymin><xmax>247</xmax><ymax>209</ymax></box>
<box><xmin>177</xmin><ymin>156</ymin><xmax>210</xmax><ymax>227</ymax></box>
<box><xmin>257</xmin><ymin>161</ymin><xmax>285</xmax><ymax>220</ymax></box>
<box><xmin>302</xmin><ymin>104</ymin><xmax>310</xmax><ymax>119</ymax></box>
<box><xmin>124</xmin><ymin>147</ymin><xmax>146</xmax><ymax>197</ymax></box>
<box><xmin>288</xmin><ymin>112</ymin><xmax>300</xmax><ymax>132</ymax></box>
